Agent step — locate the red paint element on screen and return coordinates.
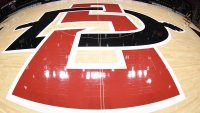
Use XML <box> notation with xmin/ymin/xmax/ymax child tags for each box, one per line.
<box><xmin>13</xmin><ymin>30</ymin><xmax>179</xmax><ymax>109</ymax></box>
<box><xmin>12</xmin><ymin>3</ymin><xmax>179</xmax><ymax>109</ymax></box>
<box><xmin>62</xmin><ymin>4</ymin><xmax>137</xmax><ymax>31</ymax></box>
<box><xmin>72</xmin><ymin>3</ymin><xmax>123</xmax><ymax>13</ymax></box>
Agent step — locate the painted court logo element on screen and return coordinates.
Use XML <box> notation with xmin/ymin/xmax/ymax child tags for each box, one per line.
<box><xmin>5</xmin><ymin>3</ymin><xmax>185</xmax><ymax>113</ymax></box>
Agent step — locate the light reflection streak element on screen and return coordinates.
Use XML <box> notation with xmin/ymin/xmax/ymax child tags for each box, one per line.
<box><xmin>128</xmin><ymin>67</ymin><xmax>136</xmax><ymax>78</ymax></box>
<box><xmin>59</xmin><ymin>71</ymin><xmax>69</xmax><ymax>79</ymax></box>
<box><xmin>128</xmin><ymin>67</ymin><xmax>149</xmax><ymax>80</ymax></box>
<box><xmin>86</xmin><ymin>71</ymin><xmax>106</xmax><ymax>80</ymax></box>
<box><xmin>44</xmin><ymin>70</ymin><xmax>50</xmax><ymax>78</ymax></box>
<box><xmin>44</xmin><ymin>70</ymin><xmax>69</xmax><ymax>79</ymax></box>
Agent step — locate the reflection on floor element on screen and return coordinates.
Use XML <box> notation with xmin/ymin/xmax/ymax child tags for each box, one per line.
<box><xmin>12</xmin><ymin>30</ymin><xmax>179</xmax><ymax>109</ymax></box>
<box><xmin>3</xmin><ymin>2</ymin><xmax>186</xmax><ymax>113</ymax></box>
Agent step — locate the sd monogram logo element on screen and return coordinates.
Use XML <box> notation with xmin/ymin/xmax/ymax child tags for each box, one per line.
<box><xmin>6</xmin><ymin>3</ymin><xmax>185</xmax><ymax>113</ymax></box>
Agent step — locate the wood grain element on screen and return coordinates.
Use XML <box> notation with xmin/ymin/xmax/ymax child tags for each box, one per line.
<box><xmin>0</xmin><ymin>0</ymin><xmax>200</xmax><ymax>113</ymax></box>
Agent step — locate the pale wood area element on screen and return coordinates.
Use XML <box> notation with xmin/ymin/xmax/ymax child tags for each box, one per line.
<box><xmin>0</xmin><ymin>0</ymin><xmax>200</xmax><ymax>113</ymax></box>
<box><xmin>75</xmin><ymin>50</ymin><xmax>118</xmax><ymax>63</ymax></box>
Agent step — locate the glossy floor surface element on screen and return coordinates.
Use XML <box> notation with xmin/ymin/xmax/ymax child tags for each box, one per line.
<box><xmin>0</xmin><ymin>0</ymin><xmax>200</xmax><ymax>113</ymax></box>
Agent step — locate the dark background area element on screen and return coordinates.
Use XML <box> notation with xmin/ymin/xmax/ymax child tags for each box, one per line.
<box><xmin>0</xmin><ymin>0</ymin><xmax>200</xmax><ymax>27</ymax></box>
<box><xmin>135</xmin><ymin>0</ymin><xmax>200</xmax><ymax>26</ymax></box>
<box><xmin>0</xmin><ymin>0</ymin><xmax>58</xmax><ymax>22</ymax></box>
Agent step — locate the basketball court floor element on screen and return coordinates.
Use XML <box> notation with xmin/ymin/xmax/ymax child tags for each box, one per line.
<box><xmin>0</xmin><ymin>0</ymin><xmax>200</xmax><ymax>113</ymax></box>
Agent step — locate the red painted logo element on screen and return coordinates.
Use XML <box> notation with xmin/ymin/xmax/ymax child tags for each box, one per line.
<box><xmin>6</xmin><ymin>3</ymin><xmax>184</xmax><ymax>113</ymax></box>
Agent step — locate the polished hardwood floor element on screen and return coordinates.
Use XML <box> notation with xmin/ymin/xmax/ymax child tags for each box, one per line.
<box><xmin>0</xmin><ymin>0</ymin><xmax>200</xmax><ymax>113</ymax></box>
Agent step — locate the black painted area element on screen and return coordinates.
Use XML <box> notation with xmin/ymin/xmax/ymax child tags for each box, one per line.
<box><xmin>78</xmin><ymin>10</ymin><xmax>183</xmax><ymax>47</ymax></box>
<box><xmin>0</xmin><ymin>27</ymin><xmax>3</xmax><ymax>30</ymax></box>
<box><xmin>191</xmin><ymin>28</ymin><xmax>200</xmax><ymax>37</ymax></box>
<box><xmin>162</xmin><ymin>22</ymin><xmax>183</xmax><ymax>32</ymax></box>
<box><xmin>6</xmin><ymin>7</ymin><xmax>103</xmax><ymax>51</ymax></box>
<box><xmin>6</xmin><ymin>7</ymin><xmax>183</xmax><ymax>51</ymax></box>
<box><xmin>41</xmin><ymin>0</ymin><xmax>61</xmax><ymax>4</ymax></box>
